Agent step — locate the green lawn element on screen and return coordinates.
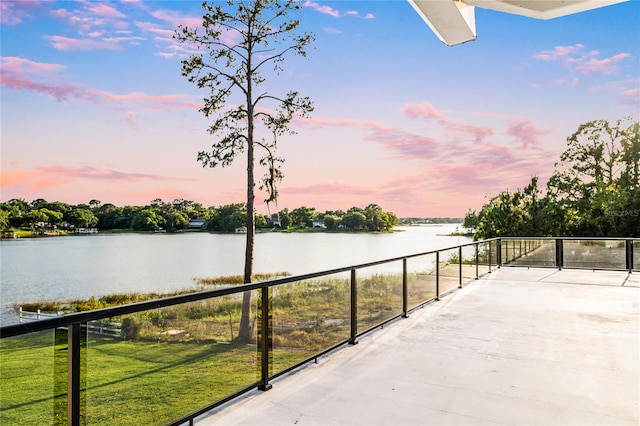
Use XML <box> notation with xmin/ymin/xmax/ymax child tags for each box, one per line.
<box><xmin>1</xmin><ymin>270</ymin><xmax>447</xmax><ymax>425</ymax></box>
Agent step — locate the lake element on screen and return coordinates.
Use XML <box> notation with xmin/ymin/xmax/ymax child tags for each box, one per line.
<box><xmin>0</xmin><ymin>224</ymin><xmax>470</xmax><ymax>326</ymax></box>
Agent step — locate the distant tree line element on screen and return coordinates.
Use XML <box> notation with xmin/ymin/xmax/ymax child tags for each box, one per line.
<box><xmin>464</xmin><ymin>118</ymin><xmax>640</xmax><ymax>239</ymax></box>
<box><xmin>0</xmin><ymin>198</ymin><xmax>398</xmax><ymax>233</ymax></box>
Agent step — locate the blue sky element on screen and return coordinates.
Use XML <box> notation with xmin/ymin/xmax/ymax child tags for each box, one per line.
<box><xmin>1</xmin><ymin>0</ymin><xmax>638</xmax><ymax>217</ymax></box>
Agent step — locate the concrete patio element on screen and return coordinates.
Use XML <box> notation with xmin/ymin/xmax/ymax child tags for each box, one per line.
<box><xmin>197</xmin><ymin>267</ymin><xmax>639</xmax><ymax>425</ymax></box>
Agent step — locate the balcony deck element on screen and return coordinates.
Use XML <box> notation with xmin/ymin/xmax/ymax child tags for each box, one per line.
<box><xmin>197</xmin><ymin>267</ymin><xmax>639</xmax><ymax>425</ymax></box>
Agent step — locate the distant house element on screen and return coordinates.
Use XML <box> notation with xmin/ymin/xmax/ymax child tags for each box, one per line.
<box><xmin>268</xmin><ymin>213</ymin><xmax>281</xmax><ymax>227</ymax></box>
<box><xmin>188</xmin><ymin>219</ymin><xmax>208</xmax><ymax>229</ymax></box>
<box><xmin>77</xmin><ymin>228</ymin><xmax>98</xmax><ymax>234</ymax></box>
<box><xmin>312</xmin><ymin>220</ymin><xmax>326</xmax><ymax>229</ymax></box>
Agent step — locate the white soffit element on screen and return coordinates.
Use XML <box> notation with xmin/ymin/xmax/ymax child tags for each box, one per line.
<box><xmin>409</xmin><ymin>1</ymin><xmax>477</xmax><ymax>46</ymax></box>
<box><xmin>409</xmin><ymin>0</ymin><xmax>628</xmax><ymax>46</ymax></box>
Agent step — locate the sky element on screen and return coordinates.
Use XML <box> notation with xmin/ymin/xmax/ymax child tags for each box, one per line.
<box><xmin>1</xmin><ymin>0</ymin><xmax>639</xmax><ymax>218</ymax></box>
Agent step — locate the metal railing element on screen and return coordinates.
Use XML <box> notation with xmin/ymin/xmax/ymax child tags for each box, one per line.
<box><xmin>498</xmin><ymin>237</ymin><xmax>638</xmax><ymax>271</ymax></box>
<box><xmin>0</xmin><ymin>237</ymin><xmax>636</xmax><ymax>425</ymax></box>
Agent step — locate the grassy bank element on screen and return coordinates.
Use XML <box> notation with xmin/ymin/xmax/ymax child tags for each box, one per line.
<box><xmin>2</xmin><ymin>267</ymin><xmax>463</xmax><ymax>425</ymax></box>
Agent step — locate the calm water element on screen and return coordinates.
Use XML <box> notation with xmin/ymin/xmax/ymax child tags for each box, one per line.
<box><xmin>0</xmin><ymin>224</ymin><xmax>469</xmax><ymax>325</ymax></box>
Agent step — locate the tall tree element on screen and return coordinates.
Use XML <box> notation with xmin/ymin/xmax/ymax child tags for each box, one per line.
<box><xmin>176</xmin><ymin>0</ymin><xmax>314</xmax><ymax>341</ymax></box>
<box><xmin>547</xmin><ymin>117</ymin><xmax>639</xmax><ymax>235</ymax></box>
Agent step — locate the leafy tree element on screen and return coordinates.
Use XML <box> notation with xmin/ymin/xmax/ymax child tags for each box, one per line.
<box><xmin>255</xmin><ymin>213</ymin><xmax>268</xmax><ymax>227</ymax></box>
<box><xmin>94</xmin><ymin>203</ymin><xmax>122</xmax><ymax>230</ymax></box>
<box><xmin>323</xmin><ymin>214</ymin><xmax>341</xmax><ymax>230</ymax></box>
<box><xmin>470</xmin><ymin>118</ymin><xmax>639</xmax><ymax>239</ymax></box>
<box><xmin>342</xmin><ymin>210</ymin><xmax>367</xmax><ymax>231</ymax></box>
<box><xmin>278</xmin><ymin>208</ymin><xmax>292</xmax><ymax>228</ymax></box>
<box><xmin>364</xmin><ymin>203</ymin><xmax>397</xmax><ymax>231</ymax></box>
<box><xmin>176</xmin><ymin>0</ymin><xmax>314</xmax><ymax>342</ymax></box>
<box><xmin>0</xmin><ymin>210</ymin><xmax>9</xmax><ymax>229</ymax></box>
<box><xmin>67</xmin><ymin>208</ymin><xmax>99</xmax><ymax>228</ymax></box>
<box><xmin>131</xmin><ymin>208</ymin><xmax>164</xmax><ymax>231</ymax></box>
<box><xmin>44</xmin><ymin>201</ymin><xmax>72</xmax><ymax>215</ymax></box>
<box><xmin>39</xmin><ymin>208</ymin><xmax>64</xmax><ymax>225</ymax></box>
<box><xmin>290</xmin><ymin>206</ymin><xmax>317</xmax><ymax>227</ymax></box>
<box><xmin>25</xmin><ymin>209</ymin><xmax>49</xmax><ymax>228</ymax></box>
<box><xmin>462</xmin><ymin>209</ymin><xmax>479</xmax><ymax>229</ymax></box>
<box><xmin>548</xmin><ymin>117</ymin><xmax>639</xmax><ymax>236</ymax></box>
<box><xmin>209</xmin><ymin>203</ymin><xmax>247</xmax><ymax>232</ymax></box>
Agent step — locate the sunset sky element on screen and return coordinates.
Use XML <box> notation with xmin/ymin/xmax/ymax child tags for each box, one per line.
<box><xmin>1</xmin><ymin>0</ymin><xmax>638</xmax><ymax>218</ymax></box>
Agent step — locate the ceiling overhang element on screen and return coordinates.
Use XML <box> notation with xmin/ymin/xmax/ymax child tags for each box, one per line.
<box><xmin>408</xmin><ymin>0</ymin><xmax>628</xmax><ymax>46</ymax></box>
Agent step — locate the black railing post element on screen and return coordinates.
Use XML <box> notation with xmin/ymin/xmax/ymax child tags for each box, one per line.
<box><xmin>258</xmin><ymin>286</ymin><xmax>272</xmax><ymax>391</ymax></box>
<box><xmin>68</xmin><ymin>323</ymin><xmax>81</xmax><ymax>426</ymax></box>
<box><xmin>436</xmin><ymin>252</ymin><xmax>440</xmax><ymax>301</ymax></box>
<box><xmin>458</xmin><ymin>246</ymin><xmax>463</xmax><ymax>288</ymax></box>
<box><xmin>474</xmin><ymin>243</ymin><xmax>479</xmax><ymax>279</ymax></box>
<box><xmin>555</xmin><ymin>238</ymin><xmax>564</xmax><ymax>270</ymax></box>
<box><xmin>349</xmin><ymin>268</ymin><xmax>358</xmax><ymax>345</ymax></box>
<box><xmin>626</xmin><ymin>239</ymin><xmax>633</xmax><ymax>272</ymax></box>
<box><xmin>488</xmin><ymin>242</ymin><xmax>492</xmax><ymax>273</ymax></box>
<box><xmin>402</xmin><ymin>259</ymin><xmax>408</xmax><ymax>318</ymax></box>
<box><xmin>496</xmin><ymin>239</ymin><xmax>502</xmax><ymax>267</ymax></box>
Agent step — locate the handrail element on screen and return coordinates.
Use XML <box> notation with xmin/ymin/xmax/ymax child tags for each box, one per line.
<box><xmin>0</xmin><ymin>239</ymin><xmax>490</xmax><ymax>339</ymax></box>
<box><xmin>1</xmin><ymin>236</ymin><xmax>636</xmax><ymax>426</ymax></box>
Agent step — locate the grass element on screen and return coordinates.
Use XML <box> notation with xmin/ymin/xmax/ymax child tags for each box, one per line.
<box><xmin>2</xmin><ymin>266</ymin><xmax>468</xmax><ymax>425</ymax></box>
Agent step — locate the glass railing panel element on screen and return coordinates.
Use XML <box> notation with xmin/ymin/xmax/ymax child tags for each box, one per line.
<box><xmin>563</xmin><ymin>239</ymin><xmax>626</xmax><ymax>269</ymax></box>
<box><xmin>271</xmin><ymin>272</ymin><xmax>350</xmax><ymax>376</ymax></box>
<box><xmin>508</xmin><ymin>239</ymin><xmax>556</xmax><ymax>267</ymax></box>
<box><xmin>634</xmin><ymin>240</ymin><xmax>640</xmax><ymax>272</ymax></box>
<box><xmin>460</xmin><ymin>245</ymin><xmax>478</xmax><ymax>281</ymax></box>
<box><xmin>1</xmin><ymin>328</ymin><xmax>67</xmax><ymax>425</ymax></box>
<box><xmin>356</xmin><ymin>261</ymin><xmax>403</xmax><ymax>332</ymax></box>
<box><xmin>83</xmin><ymin>290</ymin><xmax>259</xmax><ymax>425</ymax></box>
<box><xmin>476</xmin><ymin>242</ymin><xmax>492</xmax><ymax>275</ymax></box>
<box><xmin>490</xmin><ymin>240</ymin><xmax>500</xmax><ymax>266</ymax></box>
<box><xmin>406</xmin><ymin>254</ymin><xmax>437</xmax><ymax>310</ymax></box>
<box><xmin>502</xmin><ymin>239</ymin><xmax>527</xmax><ymax>265</ymax></box>
<box><xmin>438</xmin><ymin>248</ymin><xmax>460</xmax><ymax>294</ymax></box>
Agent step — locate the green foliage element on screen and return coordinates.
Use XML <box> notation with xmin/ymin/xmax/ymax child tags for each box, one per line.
<box><xmin>290</xmin><ymin>206</ymin><xmax>317</xmax><ymax>227</ymax></box>
<box><xmin>470</xmin><ymin>118</ymin><xmax>639</xmax><ymax>239</ymax></box>
<box><xmin>1</xmin><ymin>198</ymin><xmax>401</xmax><ymax>236</ymax></box>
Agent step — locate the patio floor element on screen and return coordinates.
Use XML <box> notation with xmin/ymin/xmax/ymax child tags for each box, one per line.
<box><xmin>196</xmin><ymin>267</ymin><xmax>640</xmax><ymax>426</ymax></box>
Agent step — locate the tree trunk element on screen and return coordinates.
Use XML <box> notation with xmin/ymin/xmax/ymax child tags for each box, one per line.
<box><xmin>237</xmin><ymin>71</ymin><xmax>256</xmax><ymax>343</ymax></box>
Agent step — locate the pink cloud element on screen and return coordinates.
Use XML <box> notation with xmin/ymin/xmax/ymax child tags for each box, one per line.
<box><xmin>574</xmin><ymin>53</ymin><xmax>630</xmax><ymax>75</ymax></box>
<box><xmin>47</xmin><ymin>35</ymin><xmax>122</xmax><ymax>51</ymax></box>
<box><xmin>1</xmin><ymin>166</ymin><xmax>196</xmax><ymax>206</ymax></box>
<box><xmin>136</xmin><ymin>21</ymin><xmax>175</xmax><ymax>38</ymax></box>
<box><xmin>35</xmin><ymin>166</ymin><xmax>165</xmax><ymax>182</ymax></box>
<box><xmin>403</xmin><ymin>103</ymin><xmax>448</xmax><ymax>122</ymax></box>
<box><xmin>303</xmin><ymin>1</ymin><xmax>373</xmax><ymax>19</ymax></box>
<box><xmin>300</xmin><ymin>116</ymin><xmax>390</xmax><ymax>132</ymax></box>
<box><xmin>1</xmin><ymin>57</ymin><xmax>199</xmax><ymax>115</ymax></box>
<box><xmin>0</xmin><ymin>72</ymin><xmax>102</xmax><ymax>103</ymax></box>
<box><xmin>446</xmin><ymin>122</ymin><xmax>494</xmax><ymax>144</ymax></box>
<box><xmin>304</xmin><ymin>1</ymin><xmax>340</xmax><ymax>17</ymax></box>
<box><xmin>365</xmin><ymin>128</ymin><xmax>438</xmax><ymax>159</ymax></box>
<box><xmin>533</xmin><ymin>44</ymin><xmax>584</xmax><ymax>62</ymax></box>
<box><xmin>505</xmin><ymin>118</ymin><xmax>549</xmax><ymax>149</ymax></box>
<box><xmin>1</xmin><ymin>56</ymin><xmax>66</xmax><ymax>77</ymax></box>
<box><xmin>0</xmin><ymin>1</ymin><xmax>46</xmax><ymax>25</ymax></box>
<box><xmin>151</xmin><ymin>9</ymin><xmax>202</xmax><ymax>30</ymax></box>
<box><xmin>87</xmin><ymin>3</ymin><xmax>126</xmax><ymax>19</ymax></box>
<box><xmin>534</xmin><ymin>44</ymin><xmax>631</xmax><ymax>77</ymax></box>
<box><xmin>620</xmin><ymin>87</ymin><xmax>640</xmax><ymax>105</ymax></box>
<box><xmin>283</xmin><ymin>183</ymin><xmax>373</xmax><ymax>197</ymax></box>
